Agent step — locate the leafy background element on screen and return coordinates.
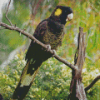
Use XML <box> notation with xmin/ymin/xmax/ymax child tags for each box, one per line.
<box><xmin>0</xmin><ymin>0</ymin><xmax>100</xmax><ymax>99</ymax></box>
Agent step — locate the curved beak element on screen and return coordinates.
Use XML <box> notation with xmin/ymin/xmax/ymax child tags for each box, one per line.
<box><xmin>66</xmin><ymin>13</ymin><xmax>73</xmax><ymax>21</ymax></box>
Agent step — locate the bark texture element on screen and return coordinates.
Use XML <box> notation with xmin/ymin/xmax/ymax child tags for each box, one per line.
<box><xmin>69</xmin><ymin>27</ymin><xmax>87</xmax><ymax>100</ymax></box>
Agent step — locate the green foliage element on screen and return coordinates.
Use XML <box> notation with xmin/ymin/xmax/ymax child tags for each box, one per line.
<box><xmin>0</xmin><ymin>1</ymin><xmax>30</xmax><ymax>64</ymax></box>
<box><xmin>0</xmin><ymin>50</ymin><xmax>71</xmax><ymax>100</ymax></box>
<box><xmin>2</xmin><ymin>1</ymin><xmax>30</xmax><ymax>49</ymax></box>
<box><xmin>0</xmin><ymin>0</ymin><xmax>100</xmax><ymax>99</ymax></box>
<box><xmin>0</xmin><ymin>49</ymin><xmax>99</xmax><ymax>100</ymax></box>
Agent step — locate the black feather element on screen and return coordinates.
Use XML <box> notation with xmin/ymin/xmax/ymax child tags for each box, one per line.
<box><xmin>13</xmin><ymin>6</ymin><xmax>73</xmax><ymax>100</ymax></box>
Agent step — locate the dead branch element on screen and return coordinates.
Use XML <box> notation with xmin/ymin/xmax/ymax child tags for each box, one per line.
<box><xmin>5</xmin><ymin>0</ymin><xmax>13</xmax><ymax>26</ymax></box>
<box><xmin>85</xmin><ymin>75</ymin><xmax>100</xmax><ymax>92</ymax></box>
<box><xmin>0</xmin><ymin>21</ymin><xmax>75</xmax><ymax>70</ymax></box>
<box><xmin>69</xmin><ymin>27</ymin><xmax>87</xmax><ymax>100</ymax></box>
<box><xmin>74</xmin><ymin>27</ymin><xmax>86</xmax><ymax>71</ymax></box>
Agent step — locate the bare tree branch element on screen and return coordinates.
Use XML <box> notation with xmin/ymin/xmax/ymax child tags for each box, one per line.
<box><xmin>69</xmin><ymin>27</ymin><xmax>87</xmax><ymax>100</ymax></box>
<box><xmin>85</xmin><ymin>75</ymin><xmax>100</xmax><ymax>92</ymax></box>
<box><xmin>5</xmin><ymin>0</ymin><xmax>13</xmax><ymax>26</ymax></box>
<box><xmin>0</xmin><ymin>21</ymin><xmax>76</xmax><ymax>70</ymax></box>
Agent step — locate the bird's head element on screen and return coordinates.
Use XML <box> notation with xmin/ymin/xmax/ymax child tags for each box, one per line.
<box><xmin>50</xmin><ymin>6</ymin><xmax>73</xmax><ymax>25</ymax></box>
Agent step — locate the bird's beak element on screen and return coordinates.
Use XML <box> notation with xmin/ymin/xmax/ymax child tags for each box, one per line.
<box><xmin>66</xmin><ymin>13</ymin><xmax>73</xmax><ymax>21</ymax></box>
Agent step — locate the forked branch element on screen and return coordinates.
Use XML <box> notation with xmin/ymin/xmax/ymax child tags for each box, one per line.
<box><xmin>69</xmin><ymin>27</ymin><xmax>87</xmax><ymax>100</ymax></box>
<box><xmin>5</xmin><ymin>0</ymin><xmax>13</xmax><ymax>26</ymax></box>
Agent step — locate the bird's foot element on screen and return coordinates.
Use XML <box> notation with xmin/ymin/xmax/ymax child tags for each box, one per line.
<box><xmin>45</xmin><ymin>44</ymin><xmax>56</xmax><ymax>56</ymax></box>
<box><xmin>46</xmin><ymin>44</ymin><xmax>51</xmax><ymax>52</ymax></box>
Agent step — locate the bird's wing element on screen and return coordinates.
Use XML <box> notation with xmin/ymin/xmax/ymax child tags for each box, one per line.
<box><xmin>13</xmin><ymin>20</ymin><xmax>49</xmax><ymax>99</ymax></box>
<box><xmin>25</xmin><ymin>19</ymin><xmax>48</xmax><ymax>60</ymax></box>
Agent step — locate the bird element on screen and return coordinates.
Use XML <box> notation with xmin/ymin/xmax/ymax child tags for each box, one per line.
<box><xmin>13</xmin><ymin>5</ymin><xmax>73</xmax><ymax>100</ymax></box>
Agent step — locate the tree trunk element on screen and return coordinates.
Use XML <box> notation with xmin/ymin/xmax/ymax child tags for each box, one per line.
<box><xmin>69</xmin><ymin>27</ymin><xmax>87</xmax><ymax>100</ymax></box>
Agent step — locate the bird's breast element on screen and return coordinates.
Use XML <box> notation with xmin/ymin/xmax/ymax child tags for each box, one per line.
<box><xmin>42</xmin><ymin>31</ymin><xmax>63</xmax><ymax>50</ymax></box>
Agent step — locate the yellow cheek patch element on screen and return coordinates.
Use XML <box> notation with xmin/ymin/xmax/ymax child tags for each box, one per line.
<box><xmin>54</xmin><ymin>8</ymin><xmax>62</xmax><ymax>16</ymax></box>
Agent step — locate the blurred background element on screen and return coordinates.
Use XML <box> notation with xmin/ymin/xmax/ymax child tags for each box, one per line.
<box><xmin>0</xmin><ymin>0</ymin><xmax>100</xmax><ymax>99</ymax></box>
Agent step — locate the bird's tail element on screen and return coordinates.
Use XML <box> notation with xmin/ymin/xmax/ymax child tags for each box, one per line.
<box><xmin>13</xmin><ymin>59</ymin><xmax>42</xmax><ymax>100</ymax></box>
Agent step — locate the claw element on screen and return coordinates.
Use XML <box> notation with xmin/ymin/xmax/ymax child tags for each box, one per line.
<box><xmin>46</xmin><ymin>44</ymin><xmax>51</xmax><ymax>52</ymax></box>
<box><xmin>45</xmin><ymin>45</ymin><xmax>56</xmax><ymax>56</ymax></box>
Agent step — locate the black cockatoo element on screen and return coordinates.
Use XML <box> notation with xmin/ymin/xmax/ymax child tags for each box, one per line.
<box><xmin>13</xmin><ymin>6</ymin><xmax>73</xmax><ymax>100</ymax></box>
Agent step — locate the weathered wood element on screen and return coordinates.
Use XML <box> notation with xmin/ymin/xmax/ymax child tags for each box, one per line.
<box><xmin>69</xmin><ymin>27</ymin><xmax>87</xmax><ymax>100</ymax></box>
